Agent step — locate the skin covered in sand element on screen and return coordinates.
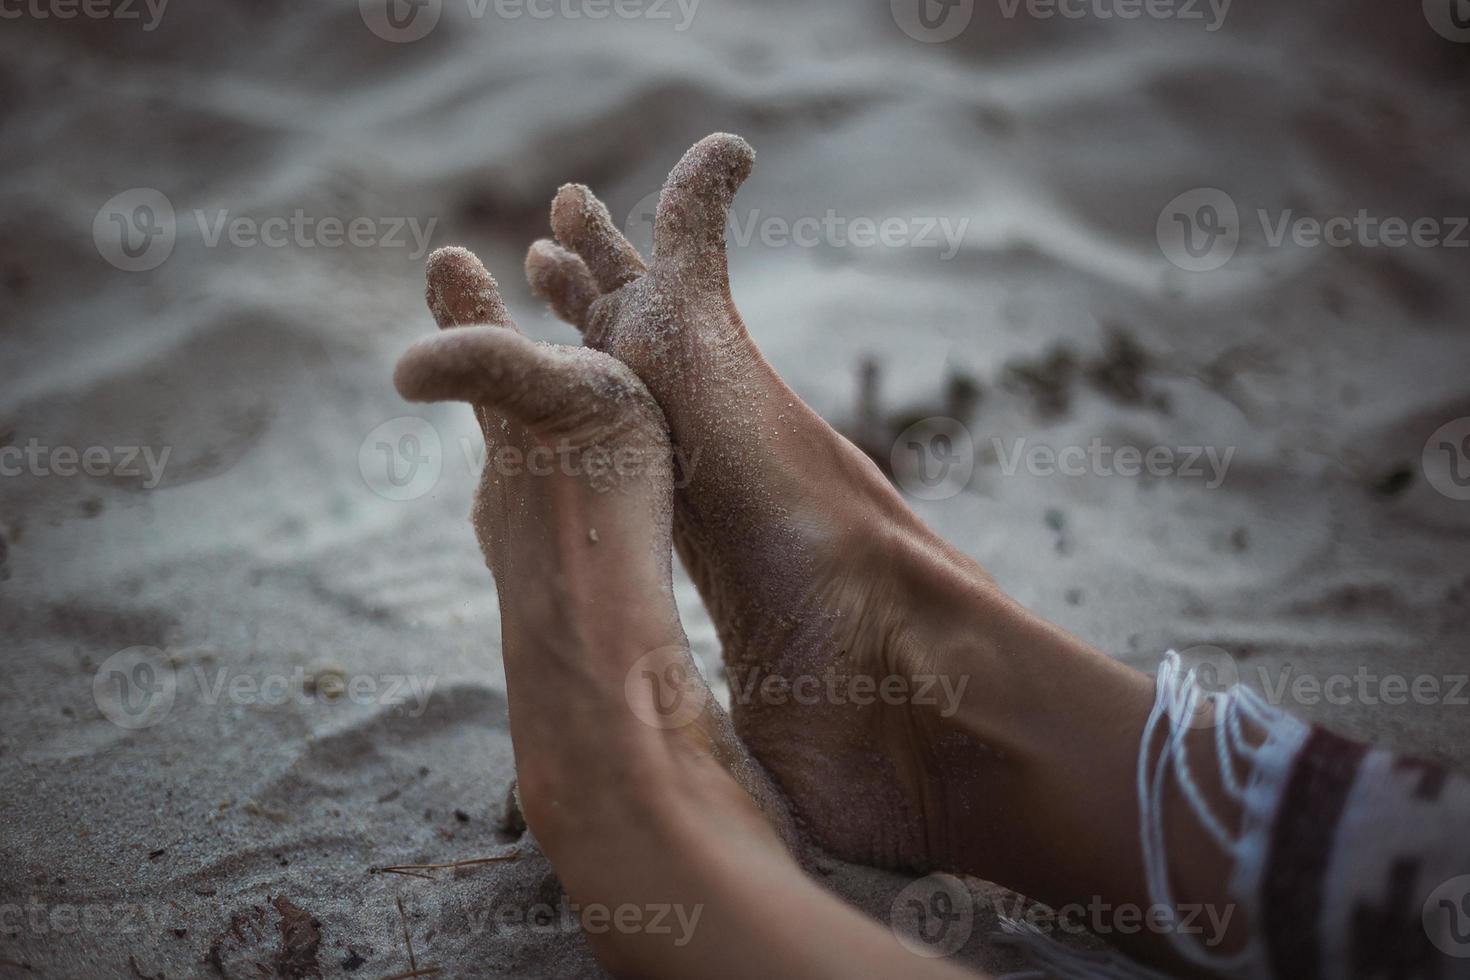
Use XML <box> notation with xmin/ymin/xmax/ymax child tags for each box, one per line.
<box><xmin>395</xmin><ymin>247</ymin><xmax>982</xmax><ymax>980</ymax></box>
<box><xmin>524</xmin><ymin>136</ymin><xmax>1143</xmax><ymax>874</ymax></box>
<box><xmin>522</xmin><ymin>135</ymin><xmax>1004</xmax><ymax>873</ymax></box>
<box><xmin>397</xmin><ymin>137</ymin><xmax>1252</xmax><ymax>978</ymax></box>
<box><xmin>524</xmin><ymin>134</ymin><xmax>1249</xmax><ymax>974</ymax></box>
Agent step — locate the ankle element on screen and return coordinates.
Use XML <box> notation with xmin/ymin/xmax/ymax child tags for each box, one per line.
<box><xmin>914</xmin><ymin>583</ymin><xmax>1161</xmax><ymax>900</ymax></box>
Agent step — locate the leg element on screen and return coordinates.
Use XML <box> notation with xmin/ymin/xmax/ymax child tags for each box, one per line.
<box><xmin>396</xmin><ymin>248</ymin><xmax>986</xmax><ymax>980</ymax></box>
<box><xmin>524</xmin><ymin>136</ymin><xmax>1238</xmax><ymax>970</ymax></box>
<box><xmin>527</xmin><ymin>135</ymin><xmax>1470</xmax><ymax>978</ymax></box>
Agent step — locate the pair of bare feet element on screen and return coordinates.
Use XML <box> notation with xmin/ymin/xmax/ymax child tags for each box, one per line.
<box><xmin>395</xmin><ymin>135</ymin><xmax>1174</xmax><ymax>975</ymax></box>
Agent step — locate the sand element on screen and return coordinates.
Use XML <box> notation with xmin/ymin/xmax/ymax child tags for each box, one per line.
<box><xmin>2</xmin><ymin>1</ymin><xmax>1469</xmax><ymax>977</ymax></box>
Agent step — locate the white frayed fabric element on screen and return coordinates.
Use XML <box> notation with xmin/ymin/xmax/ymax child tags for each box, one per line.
<box><xmin>1135</xmin><ymin>651</ymin><xmax>1308</xmax><ymax>979</ymax></box>
<box><xmin>1001</xmin><ymin>651</ymin><xmax>1470</xmax><ymax>979</ymax></box>
<box><xmin>998</xmin><ymin>650</ymin><xmax>1310</xmax><ymax>980</ymax></box>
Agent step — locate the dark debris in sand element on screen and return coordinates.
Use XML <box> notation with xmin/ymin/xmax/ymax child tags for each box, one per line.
<box><xmin>845</xmin><ymin>325</ymin><xmax>1175</xmax><ymax>478</ymax></box>
<box><xmin>1002</xmin><ymin>324</ymin><xmax>1171</xmax><ymax>421</ymax></box>
<box><xmin>205</xmin><ymin>896</ymin><xmax>322</xmax><ymax>980</ymax></box>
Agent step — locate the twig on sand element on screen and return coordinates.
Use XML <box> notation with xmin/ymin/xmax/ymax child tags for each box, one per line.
<box><xmin>383</xmin><ymin>895</ymin><xmax>443</xmax><ymax>980</ymax></box>
<box><xmin>372</xmin><ymin>852</ymin><xmax>519</xmax><ymax>978</ymax></box>
<box><xmin>377</xmin><ymin>867</ymin><xmax>435</xmax><ymax>880</ymax></box>
<box><xmin>396</xmin><ymin>896</ymin><xmax>417</xmax><ymax>975</ymax></box>
<box><xmin>373</xmin><ymin>853</ymin><xmax>520</xmax><ymax>878</ymax></box>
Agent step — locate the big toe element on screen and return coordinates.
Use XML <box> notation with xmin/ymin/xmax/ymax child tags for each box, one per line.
<box><xmin>654</xmin><ymin>133</ymin><xmax>755</xmax><ymax>273</ymax></box>
<box><xmin>396</xmin><ymin>327</ymin><xmax>664</xmax><ymax>447</ymax></box>
<box><xmin>425</xmin><ymin>246</ymin><xmax>515</xmax><ymax>330</ymax></box>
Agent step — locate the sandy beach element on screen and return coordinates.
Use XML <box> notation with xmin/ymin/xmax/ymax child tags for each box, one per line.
<box><xmin>2</xmin><ymin>0</ymin><xmax>1469</xmax><ymax>976</ymax></box>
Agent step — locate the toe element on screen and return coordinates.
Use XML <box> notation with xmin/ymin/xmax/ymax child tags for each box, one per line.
<box><xmin>425</xmin><ymin>246</ymin><xmax>515</xmax><ymax>330</ymax></box>
<box><xmin>550</xmin><ymin>184</ymin><xmax>647</xmax><ymax>293</ymax></box>
<box><xmin>654</xmin><ymin>133</ymin><xmax>754</xmax><ymax>276</ymax></box>
<box><xmin>394</xmin><ymin>327</ymin><xmax>658</xmax><ymax>443</ymax></box>
<box><xmin>525</xmin><ymin>239</ymin><xmax>600</xmax><ymax>332</ymax></box>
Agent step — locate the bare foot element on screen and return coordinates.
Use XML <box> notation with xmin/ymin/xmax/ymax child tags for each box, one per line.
<box><xmin>394</xmin><ymin>246</ymin><xmax>804</xmax><ymax>972</ymax></box>
<box><xmin>521</xmin><ymin>135</ymin><xmax>1051</xmax><ymax>877</ymax></box>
